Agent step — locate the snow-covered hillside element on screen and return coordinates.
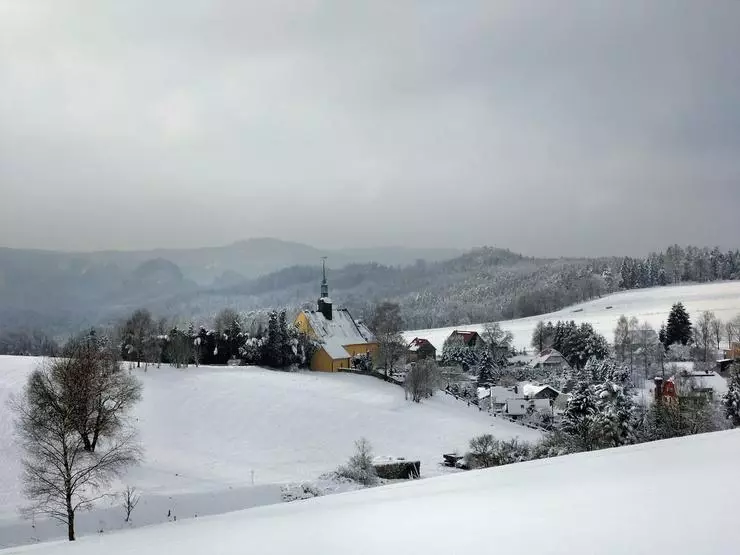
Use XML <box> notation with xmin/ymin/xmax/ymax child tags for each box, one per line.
<box><xmin>0</xmin><ymin>356</ymin><xmax>538</xmax><ymax>547</ymax></box>
<box><xmin>404</xmin><ymin>281</ymin><xmax>740</xmax><ymax>351</ymax></box>
<box><xmin>4</xmin><ymin>429</ymin><xmax>739</xmax><ymax>555</ymax></box>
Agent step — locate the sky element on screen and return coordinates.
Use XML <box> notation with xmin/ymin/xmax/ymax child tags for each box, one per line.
<box><xmin>1</xmin><ymin>1</ymin><xmax>739</xmax><ymax>257</ymax></box>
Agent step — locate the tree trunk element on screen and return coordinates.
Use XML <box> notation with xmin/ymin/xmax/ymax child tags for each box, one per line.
<box><xmin>66</xmin><ymin>496</ymin><xmax>75</xmax><ymax>541</ymax></box>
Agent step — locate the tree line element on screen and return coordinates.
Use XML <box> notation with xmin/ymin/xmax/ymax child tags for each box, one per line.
<box><xmin>118</xmin><ymin>308</ymin><xmax>318</xmax><ymax>370</ymax></box>
<box><xmin>617</xmin><ymin>245</ymin><xmax>740</xmax><ymax>290</ymax></box>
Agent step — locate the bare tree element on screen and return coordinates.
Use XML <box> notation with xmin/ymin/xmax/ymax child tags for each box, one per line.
<box><xmin>369</xmin><ymin>301</ymin><xmax>406</xmax><ymax>378</ymax></box>
<box><xmin>614</xmin><ymin>316</ymin><xmax>638</xmax><ymax>376</ymax></box>
<box><xmin>61</xmin><ymin>333</ymin><xmax>142</xmax><ymax>452</ymax></box>
<box><xmin>635</xmin><ymin>322</ymin><xmax>660</xmax><ymax>380</ymax></box>
<box><xmin>120</xmin><ymin>486</ymin><xmax>141</xmax><ymax>523</ymax></box>
<box><xmin>13</xmin><ymin>359</ymin><xmax>141</xmax><ymax>541</ymax></box>
<box><xmin>531</xmin><ymin>321</ymin><xmax>552</xmax><ymax>354</ymax></box>
<box><xmin>404</xmin><ymin>359</ymin><xmax>440</xmax><ymax>402</ymax></box>
<box><xmin>694</xmin><ymin>311</ymin><xmax>717</xmax><ymax>363</ymax></box>
<box><xmin>711</xmin><ymin>317</ymin><xmax>723</xmax><ymax>352</ymax></box>
<box><xmin>726</xmin><ymin>320</ymin><xmax>737</xmax><ymax>352</ymax></box>
<box><xmin>481</xmin><ymin>322</ymin><xmax>514</xmax><ymax>365</ymax></box>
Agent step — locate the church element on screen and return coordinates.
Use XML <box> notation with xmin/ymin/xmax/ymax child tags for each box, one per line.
<box><xmin>294</xmin><ymin>262</ymin><xmax>379</xmax><ymax>372</ymax></box>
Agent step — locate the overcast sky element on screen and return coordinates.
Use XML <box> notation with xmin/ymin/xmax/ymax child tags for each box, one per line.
<box><xmin>1</xmin><ymin>1</ymin><xmax>739</xmax><ymax>257</ymax></box>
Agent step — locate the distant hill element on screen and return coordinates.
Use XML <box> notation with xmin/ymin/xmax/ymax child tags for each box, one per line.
<box><xmin>143</xmin><ymin>247</ymin><xmax>611</xmax><ymax>330</ymax></box>
<box><xmin>0</xmin><ymin>239</ymin><xmax>462</xmax><ymax>335</ymax></box>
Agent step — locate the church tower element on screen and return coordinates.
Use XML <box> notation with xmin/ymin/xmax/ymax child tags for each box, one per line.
<box><xmin>317</xmin><ymin>257</ymin><xmax>332</xmax><ymax>320</ymax></box>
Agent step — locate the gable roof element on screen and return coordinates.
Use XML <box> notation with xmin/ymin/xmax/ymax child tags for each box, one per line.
<box><xmin>321</xmin><ymin>338</ymin><xmax>352</xmax><ymax>360</ymax></box>
<box><xmin>521</xmin><ymin>383</ymin><xmax>562</xmax><ymax>398</ymax></box>
<box><xmin>449</xmin><ymin>330</ymin><xmax>483</xmax><ymax>345</ymax></box>
<box><xmin>531</xmin><ymin>348</ymin><xmax>569</xmax><ymax>367</ymax></box>
<box><xmin>303</xmin><ymin>308</ymin><xmax>377</xmax><ymax>356</ymax></box>
<box><xmin>408</xmin><ymin>337</ymin><xmax>435</xmax><ymax>352</ymax></box>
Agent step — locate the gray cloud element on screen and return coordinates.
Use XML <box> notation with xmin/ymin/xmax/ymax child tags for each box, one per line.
<box><xmin>1</xmin><ymin>0</ymin><xmax>739</xmax><ymax>256</ymax></box>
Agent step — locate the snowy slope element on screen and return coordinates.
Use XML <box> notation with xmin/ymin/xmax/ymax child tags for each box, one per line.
<box><xmin>0</xmin><ymin>356</ymin><xmax>538</xmax><ymax>546</ymax></box>
<box><xmin>404</xmin><ymin>281</ymin><xmax>740</xmax><ymax>351</ymax></box>
<box><xmin>4</xmin><ymin>430</ymin><xmax>739</xmax><ymax>555</ymax></box>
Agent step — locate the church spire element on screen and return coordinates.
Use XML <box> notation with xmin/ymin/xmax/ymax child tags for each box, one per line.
<box><xmin>318</xmin><ymin>257</ymin><xmax>332</xmax><ymax>320</ymax></box>
<box><xmin>320</xmin><ymin>256</ymin><xmax>329</xmax><ymax>299</ymax></box>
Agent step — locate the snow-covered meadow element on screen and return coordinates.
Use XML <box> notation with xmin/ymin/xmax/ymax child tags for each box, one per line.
<box><xmin>404</xmin><ymin>281</ymin><xmax>740</xmax><ymax>351</ymax></box>
<box><xmin>3</xmin><ymin>429</ymin><xmax>739</xmax><ymax>555</ymax></box>
<box><xmin>0</xmin><ymin>356</ymin><xmax>539</xmax><ymax>547</ymax></box>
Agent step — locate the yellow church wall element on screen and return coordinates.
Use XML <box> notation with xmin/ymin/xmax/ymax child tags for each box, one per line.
<box><xmin>311</xmin><ymin>347</ymin><xmax>350</xmax><ymax>372</ymax></box>
<box><xmin>294</xmin><ymin>312</ymin><xmax>313</xmax><ymax>337</ymax></box>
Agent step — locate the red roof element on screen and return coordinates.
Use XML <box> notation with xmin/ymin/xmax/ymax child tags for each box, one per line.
<box><xmin>408</xmin><ymin>337</ymin><xmax>435</xmax><ymax>351</ymax></box>
<box><xmin>450</xmin><ymin>330</ymin><xmax>481</xmax><ymax>345</ymax></box>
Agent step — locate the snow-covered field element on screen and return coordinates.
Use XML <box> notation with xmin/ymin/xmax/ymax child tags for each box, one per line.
<box><xmin>0</xmin><ymin>356</ymin><xmax>538</xmax><ymax>547</ymax></box>
<box><xmin>404</xmin><ymin>281</ymin><xmax>740</xmax><ymax>352</ymax></box>
<box><xmin>4</xmin><ymin>429</ymin><xmax>738</xmax><ymax>555</ymax></box>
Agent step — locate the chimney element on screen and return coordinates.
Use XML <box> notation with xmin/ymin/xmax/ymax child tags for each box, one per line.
<box><xmin>654</xmin><ymin>377</ymin><xmax>664</xmax><ymax>403</ymax></box>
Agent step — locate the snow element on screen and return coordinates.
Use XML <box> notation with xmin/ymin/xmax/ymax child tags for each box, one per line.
<box><xmin>303</xmin><ymin>308</ymin><xmax>377</xmax><ymax>344</ymax></box>
<box><xmin>521</xmin><ymin>383</ymin><xmax>559</xmax><ymax>397</ymax></box>
<box><xmin>0</xmin><ymin>356</ymin><xmax>539</xmax><ymax>547</ymax></box>
<box><xmin>4</xmin><ymin>430</ymin><xmax>740</xmax><ymax>555</ymax></box>
<box><xmin>404</xmin><ymin>281</ymin><xmax>740</xmax><ymax>351</ymax></box>
<box><xmin>321</xmin><ymin>338</ymin><xmax>352</xmax><ymax>359</ymax></box>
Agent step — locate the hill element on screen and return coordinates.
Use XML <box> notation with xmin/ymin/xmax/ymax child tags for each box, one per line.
<box><xmin>0</xmin><ymin>239</ymin><xmax>461</xmax><ymax>336</ymax></box>
<box><xmin>404</xmin><ymin>281</ymin><xmax>740</xmax><ymax>351</ymax></box>
<box><xmin>3</xmin><ymin>427</ymin><xmax>738</xmax><ymax>554</ymax></box>
<box><xmin>0</xmin><ymin>356</ymin><xmax>539</xmax><ymax>547</ymax></box>
<box><xmin>153</xmin><ymin>247</ymin><xmax>607</xmax><ymax>330</ymax></box>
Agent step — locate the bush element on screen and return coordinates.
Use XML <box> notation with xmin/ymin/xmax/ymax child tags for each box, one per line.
<box><xmin>336</xmin><ymin>438</ymin><xmax>378</xmax><ymax>486</ymax></box>
<box><xmin>465</xmin><ymin>435</ymin><xmax>532</xmax><ymax>469</ymax></box>
<box><xmin>404</xmin><ymin>359</ymin><xmax>441</xmax><ymax>402</ymax></box>
<box><xmin>281</xmin><ymin>482</ymin><xmax>323</xmax><ymax>502</ymax></box>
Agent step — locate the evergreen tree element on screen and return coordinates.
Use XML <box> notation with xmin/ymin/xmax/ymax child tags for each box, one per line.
<box><xmin>658</xmin><ymin>323</ymin><xmax>667</xmax><ymax>350</ymax></box>
<box><xmin>476</xmin><ymin>351</ymin><xmax>496</xmax><ymax>388</ymax></box>
<box><xmin>723</xmin><ymin>367</ymin><xmax>740</xmax><ymax>427</ymax></box>
<box><xmin>263</xmin><ymin>310</ymin><xmax>280</xmax><ymax>367</ymax></box>
<box><xmin>666</xmin><ymin>302</ymin><xmax>692</xmax><ymax>346</ymax></box>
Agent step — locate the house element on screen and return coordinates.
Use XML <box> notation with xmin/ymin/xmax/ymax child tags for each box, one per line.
<box><xmin>407</xmin><ymin>337</ymin><xmax>437</xmax><ymax>362</ymax></box>
<box><xmin>294</xmin><ymin>261</ymin><xmax>378</xmax><ymax>372</ymax></box>
<box><xmin>478</xmin><ymin>385</ymin><xmax>517</xmax><ymax>412</ymax></box>
<box><xmin>446</xmin><ymin>330</ymin><xmax>486</xmax><ymax>349</ymax></box>
<box><xmin>680</xmin><ymin>369</ymin><xmax>728</xmax><ymax>400</ymax></box>
<box><xmin>520</xmin><ymin>383</ymin><xmax>562</xmax><ymax>401</ymax></box>
<box><xmin>724</xmin><ymin>342</ymin><xmax>740</xmax><ymax>360</ymax></box>
<box><xmin>530</xmin><ymin>348</ymin><xmax>572</xmax><ymax>371</ymax></box>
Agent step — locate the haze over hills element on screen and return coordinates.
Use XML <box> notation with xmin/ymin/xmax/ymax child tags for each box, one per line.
<box><xmin>2</xmin><ymin>238</ymin><xmax>739</xmax><ymax>340</ymax></box>
<box><xmin>0</xmin><ymin>238</ymin><xmax>462</xmax><ymax>334</ymax></box>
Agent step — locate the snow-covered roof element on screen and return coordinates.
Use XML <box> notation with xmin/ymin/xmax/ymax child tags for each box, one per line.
<box><xmin>303</xmin><ymin>308</ymin><xmax>377</xmax><ymax>359</ymax></box>
<box><xmin>509</xmin><ymin>354</ymin><xmax>535</xmax><ymax>365</ymax></box>
<box><xmin>322</xmin><ymin>338</ymin><xmax>351</xmax><ymax>360</ymax></box>
<box><xmin>304</xmin><ymin>309</ymin><xmax>376</xmax><ymax>344</ymax></box>
<box><xmin>685</xmin><ymin>371</ymin><xmax>728</xmax><ymax>396</ymax></box>
<box><xmin>531</xmin><ymin>348</ymin><xmax>569</xmax><ymax>367</ymax></box>
<box><xmin>408</xmin><ymin>337</ymin><xmax>433</xmax><ymax>352</ymax></box>
<box><xmin>521</xmin><ymin>383</ymin><xmax>561</xmax><ymax>398</ymax></box>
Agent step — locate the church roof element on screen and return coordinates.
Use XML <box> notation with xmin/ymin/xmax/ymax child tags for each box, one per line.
<box><xmin>303</xmin><ymin>308</ymin><xmax>377</xmax><ymax>356</ymax></box>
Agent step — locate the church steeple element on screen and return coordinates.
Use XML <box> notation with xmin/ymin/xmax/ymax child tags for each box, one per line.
<box><xmin>320</xmin><ymin>256</ymin><xmax>329</xmax><ymax>299</ymax></box>
<box><xmin>318</xmin><ymin>257</ymin><xmax>332</xmax><ymax>320</ymax></box>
